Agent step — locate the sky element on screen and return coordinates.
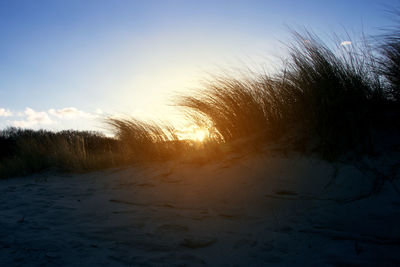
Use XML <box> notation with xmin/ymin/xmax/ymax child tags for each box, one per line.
<box><xmin>0</xmin><ymin>0</ymin><xmax>397</xmax><ymax>133</ymax></box>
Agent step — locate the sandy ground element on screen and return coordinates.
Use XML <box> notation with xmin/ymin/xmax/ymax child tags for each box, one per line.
<box><xmin>1</xmin><ymin>152</ymin><xmax>400</xmax><ymax>266</ymax></box>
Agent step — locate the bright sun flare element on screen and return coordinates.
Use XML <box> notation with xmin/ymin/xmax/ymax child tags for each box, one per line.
<box><xmin>194</xmin><ymin>129</ymin><xmax>207</xmax><ymax>142</ymax></box>
<box><xmin>177</xmin><ymin>126</ymin><xmax>209</xmax><ymax>142</ymax></box>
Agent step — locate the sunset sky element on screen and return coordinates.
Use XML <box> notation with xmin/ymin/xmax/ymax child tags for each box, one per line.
<box><xmin>0</xmin><ymin>0</ymin><xmax>396</xmax><ymax>133</ymax></box>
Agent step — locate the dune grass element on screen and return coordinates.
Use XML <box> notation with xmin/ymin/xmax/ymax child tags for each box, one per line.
<box><xmin>1</xmin><ymin>25</ymin><xmax>400</xmax><ymax>178</ymax></box>
<box><xmin>106</xmin><ymin>118</ymin><xmax>181</xmax><ymax>161</ymax></box>
<box><xmin>0</xmin><ymin>128</ymin><xmax>121</xmax><ymax>178</ymax></box>
<box><xmin>106</xmin><ymin>117</ymin><xmax>227</xmax><ymax>164</ymax></box>
<box><xmin>177</xmin><ymin>75</ymin><xmax>284</xmax><ymax>143</ymax></box>
<box><xmin>177</xmin><ymin>31</ymin><xmax>389</xmax><ymax>159</ymax></box>
<box><xmin>279</xmin><ymin>31</ymin><xmax>384</xmax><ymax>157</ymax></box>
<box><xmin>379</xmin><ymin>17</ymin><xmax>400</xmax><ymax>102</ymax></box>
<box><xmin>380</xmin><ymin>36</ymin><xmax>400</xmax><ymax>101</ymax></box>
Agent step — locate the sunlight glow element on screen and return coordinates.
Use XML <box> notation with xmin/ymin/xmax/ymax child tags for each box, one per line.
<box><xmin>194</xmin><ymin>128</ymin><xmax>207</xmax><ymax>142</ymax></box>
<box><xmin>176</xmin><ymin>126</ymin><xmax>209</xmax><ymax>142</ymax></box>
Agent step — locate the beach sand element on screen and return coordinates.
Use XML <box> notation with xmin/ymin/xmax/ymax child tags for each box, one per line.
<box><xmin>1</xmin><ymin>152</ymin><xmax>399</xmax><ymax>266</ymax></box>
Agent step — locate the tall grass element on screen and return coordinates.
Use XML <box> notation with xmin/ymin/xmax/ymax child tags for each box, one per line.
<box><xmin>177</xmin><ymin>74</ymin><xmax>296</xmax><ymax>145</ymax></box>
<box><xmin>281</xmin><ymin>31</ymin><xmax>383</xmax><ymax>157</ymax></box>
<box><xmin>106</xmin><ymin>118</ymin><xmax>189</xmax><ymax>161</ymax></box>
<box><xmin>380</xmin><ymin>36</ymin><xmax>400</xmax><ymax>101</ymax></box>
<box><xmin>1</xmin><ymin>24</ymin><xmax>400</xmax><ymax>178</ymax></box>
<box><xmin>105</xmin><ymin>117</ymin><xmax>229</xmax><ymax>164</ymax></box>
<box><xmin>177</xmin><ymin>31</ymin><xmax>385</xmax><ymax>159</ymax></box>
<box><xmin>0</xmin><ymin>128</ymin><xmax>121</xmax><ymax>178</ymax></box>
<box><xmin>378</xmin><ymin>13</ymin><xmax>400</xmax><ymax>102</ymax></box>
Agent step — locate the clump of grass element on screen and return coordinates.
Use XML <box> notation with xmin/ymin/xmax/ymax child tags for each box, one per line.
<box><xmin>106</xmin><ymin>117</ymin><xmax>230</xmax><ymax>163</ymax></box>
<box><xmin>0</xmin><ymin>128</ymin><xmax>121</xmax><ymax>178</ymax></box>
<box><xmin>380</xmin><ymin>36</ymin><xmax>400</xmax><ymax>101</ymax></box>
<box><xmin>177</xmin><ymin>30</ymin><xmax>385</xmax><ymax>159</ymax></box>
<box><xmin>177</xmin><ymin>76</ymin><xmax>273</xmax><ymax>142</ymax></box>
<box><xmin>281</xmin><ymin>31</ymin><xmax>383</xmax><ymax>157</ymax></box>
<box><xmin>378</xmin><ymin>11</ymin><xmax>400</xmax><ymax>102</ymax></box>
<box><xmin>180</xmin><ymin>72</ymin><xmax>301</xmax><ymax>144</ymax></box>
<box><xmin>106</xmin><ymin>117</ymin><xmax>186</xmax><ymax>161</ymax></box>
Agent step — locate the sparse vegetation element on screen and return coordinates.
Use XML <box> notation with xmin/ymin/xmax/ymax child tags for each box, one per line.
<box><xmin>0</xmin><ymin>128</ymin><xmax>122</xmax><ymax>178</ymax></box>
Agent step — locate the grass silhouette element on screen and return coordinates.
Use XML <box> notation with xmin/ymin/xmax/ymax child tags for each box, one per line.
<box><xmin>177</xmin><ymin>30</ymin><xmax>388</xmax><ymax>159</ymax></box>
<box><xmin>1</xmin><ymin>25</ymin><xmax>400</xmax><ymax>178</ymax></box>
<box><xmin>106</xmin><ymin>117</ymin><xmax>181</xmax><ymax>161</ymax></box>
<box><xmin>379</xmin><ymin>11</ymin><xmax>400</xmax><ymax>102</ymax></box>
<box><xmin>0</xmin><ymin>128</ymin><xmax>121</xmax><ymax>178</ymax></box>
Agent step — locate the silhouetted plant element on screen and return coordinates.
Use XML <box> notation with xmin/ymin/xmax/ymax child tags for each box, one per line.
<box><xmin>281</xmin><ymin>31</ymin><xmax>382</xmax><ymax>157</ymax></box>
<box><xmin>378</xmin><ymin>10</ymin><xmax>400</xmax><ymax>102</ymax></box>
<box><xmin>177</xmin><ymin>30</ymin><xmax>384</xmax><ymax>159</ymax></box>
<box><xmin>2</xmin><ymin>22</ymin><xmax>400</xmax><ymax>178</ymax></box>
<box><xmin>0</xmin><ymin>128</ymin><xmax>121</xmax><ymax>178</ymax></box>
<box><xmin>106</xmin><ymin>117</ymin><xmax>185</xmax><ymax>161</ymax></box>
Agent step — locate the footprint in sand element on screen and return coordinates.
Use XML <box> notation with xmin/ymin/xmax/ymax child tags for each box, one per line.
<box><xmin>262</xmin><ymin>241</ymin><xmax>274</xmax><ymax>252</ymax></box>
<box><xmin>263</xmin><ymin>256</ymin><xmax>282</xmax><ymax>263</ymax></box>
<box><xmin>156</xmin><ymin>224</ymin><xmax>189</xmax><ymax>235</ymax></box>
<box><xmin>180</xmin><ymin>236</ymin><xmax>217</xmax><ymax>249</ymax></box>
<box><xmin>233</xmin><ymin>238</ymin><xmax>258</xmax><ymax>249</ymax></box>
<box><xmin>180</xmin><ymin>254</ymin><xmax>206</xmax><ymax>265</ymax></box>
<box><xmin>275</xmin><ymin>190</ymin><xmax>298</xmax><ymax>196</ymax></box>
<box><xmin>273</xmin><ymin>225</ymin><xmax>293</xmax><ymax>233</ymax></box>
<box><xmin>218</xmin><ymin>209</ymin><xmax>244</xmax><ymax>219</ymax></box>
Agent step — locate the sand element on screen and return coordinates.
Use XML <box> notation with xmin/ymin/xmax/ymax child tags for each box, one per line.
<box><xmin>1</xmin><ymin>152</ymin><xmax>399</xmax><ymax>266</ymax></box>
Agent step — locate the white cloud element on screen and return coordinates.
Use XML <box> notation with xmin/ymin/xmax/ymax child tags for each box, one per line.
<box><xmin>340</xmin><ymin>41</ymin><xmax>352</xmax><ymax>46</ymax></box>
<box><xmin>48</xmin><ymin>107</ymin><xmax>93</xmax><ymax>119</ymax></box>
<box><xmin>0</xmin><ymin>106</ymin><xmax>100</xmax><ymax>130</ymax></box>
<box><xmin>0</xmin><ymin>108</ymin><xmax>12</xmax><ymax>117</ymax></box>
<box><xmin>12</xmin><ymin>107</ymin><xmax>54</xmax><ymax>128</ymax></box>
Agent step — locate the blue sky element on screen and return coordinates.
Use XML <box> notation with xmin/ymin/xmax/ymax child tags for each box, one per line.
<box><xmin>0</xmin><ymin>0</ymin><xmax>397</xmax><ymax>132</ymax></box>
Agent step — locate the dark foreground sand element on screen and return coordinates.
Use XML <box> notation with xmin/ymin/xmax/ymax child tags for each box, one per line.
<box><xmin>1</xmin><ymin>153</ymin><xmax>399</xmax><ymax>266</ymax></box>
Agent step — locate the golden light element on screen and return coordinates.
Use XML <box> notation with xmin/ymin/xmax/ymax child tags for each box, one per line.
<box><xmin>176</xmin><ymin>126</ymin><xmax>209</xmax><ymax>142</ymax></box>
<box><xmin>194</xmin><ymin>128</ymin><xmax>207</xmax><ymax>142</ymax></box>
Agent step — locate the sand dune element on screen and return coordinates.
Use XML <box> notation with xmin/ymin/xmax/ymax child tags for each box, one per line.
<box><xmin>1</xmin><ymin>152</ymin><xmax>399</xmax><ymax>266</ymax></box>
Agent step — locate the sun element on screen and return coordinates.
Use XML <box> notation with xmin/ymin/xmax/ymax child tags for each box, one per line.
<box><xmin>176</xmin><ymin>126</ymin><xmax>209</xmax><ymax>142</ymax></box>
<box><xmin>194</xmin><ymin>128</ymin><xmax>207</xmax><ymax>142</ymax></box>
